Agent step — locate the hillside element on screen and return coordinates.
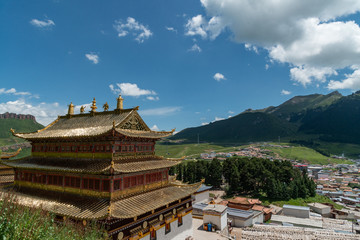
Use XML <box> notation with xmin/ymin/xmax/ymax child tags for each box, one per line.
<box><xmin>0</xmin><ymin>115</ymin><xmax>43</xmax><ymax>155</ymax></box>
<box><xmin>173</xmin><ymin>112</ymin><xmax>296</xmax><ymax>143</ymax></box>
<box><xmin>171</xmin><ymin>91</ymin><xmax>360</xmax><ymax>157</ymax></box>
<box><xmin>0</xmin><ymin>118</ymin><xmax>43</xmax><ymax>138</ymax></box>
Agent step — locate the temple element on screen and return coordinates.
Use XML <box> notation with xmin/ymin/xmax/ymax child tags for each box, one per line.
<box><xmin>0</xmin><ymin>96</ymin><xmax>201</xmax><ymax>240</ymax></box>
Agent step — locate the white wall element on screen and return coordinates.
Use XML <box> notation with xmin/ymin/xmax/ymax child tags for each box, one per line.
<box><xmin>194</xmin><ymin>191</ymin><xmax>209</xmax><ymax>203</ymax></box>
<box><xmin>140</xmin><ymin>213</ymin><xmax>193</xmax><ymax>240</ymax></box>
<box><xmin>252</xmin><ymin>212</ymin><xmax>264</xmax><ymax>225</ymax></box>
<box><xmin>283</xmin><ymin>208</ymin><xmax>309</xmax><ymax>218</ymax></box>
<box><xmin>203</xmin><ymin>211</ymin><xmax>227</xmax><ymax>231</ymax></box>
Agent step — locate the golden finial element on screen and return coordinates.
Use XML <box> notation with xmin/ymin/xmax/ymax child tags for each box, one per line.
<box><xmin>80</xmin><ymin>106</ymin><xmax>86</xmax><ymax>113</ymax></box>
<box><xmin>116</xmin><ymin>95</ymin><xmax>124</xmax><ymax>110</ymax></box>
<box><xmin>90</xmin><ymin>98</ymin><xmax>97</xmax><ymax>112</ymax></box>
<box><xmin>68</xmin><ymin>102</ymin><xmax>74</xmax><ymax>115</ymax></box>
<box><xmin>103</xmin><ymin>102</ymin><xmax>109</xmax><ymax>111</ymax></box>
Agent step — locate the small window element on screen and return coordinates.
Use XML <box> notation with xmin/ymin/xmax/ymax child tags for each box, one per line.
<box><xmin>178</xmin><ymin>215</ymin><xmax>183</xmax><ymax>226</ymax></box>
<box><xmin>150</xmin><ymin>229</ymin><xmax>156</xmax><ymax>240</ymax></box>
<box><xmin>165</xmin><ymin>222</ymin><xmax>171</xmax><ymax>235</ymax></box>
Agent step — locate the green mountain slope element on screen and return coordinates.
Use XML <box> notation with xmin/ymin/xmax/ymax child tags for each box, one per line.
<box><xmin>299</xmin><ymin>92</ymin><xmax>360</xmax><ymax>144</ymax></box>
<box><xmin>172</xmin><ymin>112</ymin><xmax>296</xmax><ymax>143</ymax></box>
<box><xmin>0</xmin><ymin>118</ymin><xmax>43</xmax><ymax>138</ymax></box>
<box><xmin>171</xmin><ymin>91</ymin><xmax>360</xmax><ymax>153</ymax></box>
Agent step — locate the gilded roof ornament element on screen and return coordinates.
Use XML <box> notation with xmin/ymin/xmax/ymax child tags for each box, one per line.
<box><xmin>103</xmin><ymin>102</ymin><xmax>109</xmax><ymax>111</ymax></box>
<box><xmin>90</xmin><ymin>98</ymin><xmax>97</xmax><ymax>112</ymax></box>
<box><xmin>116</xmin><ymin>95</ymin><xmax>124</xmax><ymax>110</ymax></box>
<box><xmin>80</xmin><ymin>106</ymin><xmax>86</xmax><ymax>113</ymax></box>
<box><xmin>68</xmin><ymin>102</ymin><xmax>75</xmax><ymax>115</ymax></box>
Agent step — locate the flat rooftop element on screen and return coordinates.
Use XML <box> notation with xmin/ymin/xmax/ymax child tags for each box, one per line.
<box><xmin>283</xmin><ymin>204</ymin><xmax>310</xmax><ymax>211</ymax></box>
<box><xmin>271</xmin><ymin>215</ymin><xmax>322</xmax><ymax>228</ymax></box>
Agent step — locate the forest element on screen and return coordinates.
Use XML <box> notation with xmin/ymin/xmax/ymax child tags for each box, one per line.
<box><xmin>170</xmin><ymin>157</ymin><xmax>316</xmax><ymax>200</ymax></box>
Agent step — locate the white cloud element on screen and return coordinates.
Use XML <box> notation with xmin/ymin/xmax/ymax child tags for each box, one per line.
<box><xmin>244</xmin><ymin>43</ymin><xmax>259</xmax><ymax>54</ymax></box>
<box><xmin>114</xmin><ymin>17</ymin><xmax>153</xmax><ymax>43</ymax></box>
<box><xmin>201</xmin><ymin>122</ymin><xmax>209</xmax><ymax>126</ymax></box>
<box><xmin>228</xmin><ymin>110</ymin><xmax>234</xmax><ymax>114</ymax></box>
<box><xmin>85</xmin><ymin>53</ymin><xmax>99</xmax><ymax>64</ymax></box>
<box><xmin>213</xmin><ymin>73</ymin><xmax>226</xmax><ymax>81</ymax></box>
<box><xmin>150</xmin><ymin>125</ymin><xmax>160</xmax><ymax>131</ymax></box>
<box><xmin>281</xmin><ymin>90</ymin><xmax>291</xmax><ymax>95</ymax></box>
<box><xmin>146</xmin><ymin>96</ymin><xmax>160</xmax><ymax>101</ymax></box>
<box><xmin>328</xmin><ymin>66</ymin><xmax>360</xmax><ymax>90</ymax></box>
<box><xmin>139</xmin><ymin>106</ymin><xmax>182</xmax><ymax>116</ymax></box>
<box><xmin>109</xmin><ymin>83</ymin><xmax>157</xmax><ymax>98</ymax></box>
<box><xmin>265</xmin><ymin>64</ymin><xmax>269</xmax><ymax>70</ymax></box>
<box><xmin>185</xmin><ymin>14</ymin><xmax>224</xmax><ymax>40</ymax></box>
<box><xmin>290</xmin><ymin>66</ymin><xmax>336</xmax><ymax>86</ymax></box>
<box><xmin>212</xmin><ymin>116</ymin><xmax>225</xmax><ymax>122</ymax></box>
<box><xmin>165</xmin><ymin>26</ymin><xmax>177</xmax><ymax>33</ymax></box>
<box><xmin>192</xmin><ymin>0</ymin><xmax>360</xmax><ymax>89</ymax></box>
<box><xmin>188</xmin><ymin>44</ymin><xmax>202</xmax><ymax>52</ymax></box>
<box><xmin>0</xmin><ymin>88</ymin><xmax>31</xmax><ymax>96</ymax></box>
<box><xmin>30</xmin><ymin>19</ymin><xmax>55</xmax><ymax>28</ymax></box>
<box><xmin>0</xmin><ymin>99</ymin><xmax>66</xmax><ymax>125</ymax></box>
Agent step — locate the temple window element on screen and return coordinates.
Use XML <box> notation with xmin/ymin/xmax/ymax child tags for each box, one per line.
<box><xmin>48</xmin><ymin>175</ymin><xmax>63</xmax><ymax>186</ymax></box>
<box><xmin>124</xmin><ymin>177</ymin><xmax>130</xmax><ymax>189</ymax></box>
<box><xmin>150</xmin><ymin>228</ymin><xmax>156</xmax><ymax>240</ymax></box>
<box><xmin>137</xmin><ymin>175</ymin><xmax>144</xmax><ymax>185</ymax></box>
<box><xmin>83</xmin><ymin>178</ymin><xmax>101</xmax><ymax>191</ymax></box>
<box><xmin>165</xmin><ymin>222</ymin><xmax>171</xmax><ymax>234</ymax></box>
<box><xmin>102</xmin><ymin>180</ymin><xmax>110</xmax><ymax>192</ymax></box>
<box><xmin>178</xmin><ymin>215</ymin><xmax>183</xmax><ymax>226</ymax></box>
<box><xmin>113</xmin><ymin>179</ymin><xmax>121</xmax><ymax>191</ymax></box>
<box><xmin>65</xmin><ymin>176</ymin><xmax>81</xmax><ymax>188</ymax></box>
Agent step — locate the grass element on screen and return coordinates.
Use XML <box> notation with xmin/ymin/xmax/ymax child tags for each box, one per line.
<box><xmin>155</xmin><ymin>142</ymin><xmax>242</xmax><ymax>159</ymax></box>
<box><xmin>265</xmin><ymin>145</ymin><xmax>353</xmax><ymax>165</ymax></box>
<box><xmin>261</xmin><ymin>194</ymin><xmax>343</xmax><ymax>210</ymax></box>
<box><xmin>155</xmin><ymin>142</ymin><xmax>353</xmax><ymax>165</ymax></box>
<box><xmin>0</xmin><ymin>196</ymin><xmax>106</xmax><ymax>240</ymax></box>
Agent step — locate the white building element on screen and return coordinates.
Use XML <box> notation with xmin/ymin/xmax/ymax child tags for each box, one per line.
<box><xmin>139</xmin><ymin>211</ymin><xmax>193</xmax><ymax>240</ymax></box>
<box><xmin>193</xmin><ymin>184</ymin><xmax>212</xmax><ymax>204</ymax></box>
<box><xmin>203</xmin><ymin>204</ymin><xmax>227</xmax><ymax>231</ymax></box>
<box><xmin>227</xmin><ymin>208</ymin><xmax>264</xmax><ymax>227</ymax></box>
<box><xmin>283</xmin><ymin>205</ymin><xmax>310</xmax><ymax>218</ymax></box>
<box><xmin>307</xmin><ymin>203</ymin><xmax>331</xmax><ymax>217</ymax></box>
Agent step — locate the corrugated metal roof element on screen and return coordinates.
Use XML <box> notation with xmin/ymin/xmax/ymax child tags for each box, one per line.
<box><xmin>227</xmin><ymin>207</ymin><xmax>254</xmax><ymax>219</ymax></box>
<box><xmin>193</xmin><ymin>202</ymin><xmax>208</xmax><ymax>211</ymax></box>
<box><xmin>196</xmin><ymin>184</ymin><xmax>212</xmax><ymax>193</ymax></box>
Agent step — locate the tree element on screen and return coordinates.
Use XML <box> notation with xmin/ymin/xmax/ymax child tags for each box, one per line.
<box><xmin>207</xmin><ymin>158</ymin><xmax>222</xmax><ymax>188</ymax></box>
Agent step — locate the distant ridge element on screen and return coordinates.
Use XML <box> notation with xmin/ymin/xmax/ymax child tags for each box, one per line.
<box><xmin>171</xmin><ymin>91</ymin><xmax>360</xmax><ymax>147</ymax></box>
<box><xmin>0</xmin><ymin>114</ymin><xmax>43</xmax><ymax>139</ymax></box>
<box><xmin>0</xmin><ymin>112</ymin><xmax>36</xmax><ymax>121</ymax></box>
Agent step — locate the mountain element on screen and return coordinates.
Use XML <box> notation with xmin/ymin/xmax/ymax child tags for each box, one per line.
<box><xmin>172</xmin><ymin>91</ymin><xmax>360</xmax><ymax>146</ymax></box>
<box><xmin>0</xmin><ymin>114</ymin><xmax>43</xmax><ymax>139</ymax></box>
<box><xmin>172</xmin><ymin>112</ymin><xmax>296</xmax><ymax>143</ymax></box>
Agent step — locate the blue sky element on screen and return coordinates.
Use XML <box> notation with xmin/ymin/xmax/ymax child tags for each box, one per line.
<box><xmin>1</xmin><ymin>0</ymin><xmax>360</xmax><ymax>132</ymax></box>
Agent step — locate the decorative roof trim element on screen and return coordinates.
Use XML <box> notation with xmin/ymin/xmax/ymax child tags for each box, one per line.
<box><xmin>0</xmin><ymin>148</ymin><xmax>22</xmax><ymax>159</ymax></box>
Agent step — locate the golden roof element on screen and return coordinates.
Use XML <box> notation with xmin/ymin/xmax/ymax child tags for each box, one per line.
<box><xmin>111</xmin><ymin>182</ymin><xmax>201</xmax><ymax>219</ymax></box>
<box><xmin>0</xmin><ymin>181</ymin><xmax>201</xmax><ymax>220</ymax></box>
<box><xmin>113</xmin><ymin>159</ymin><xmax>180</xmax><ymax>173</ymax></box>
<box><xmin>1</xmin><ymin>157</ymin><xmax>180</xmax><ymax>174</ymax></box>
<box><xmin>12</xmin><ymin>109</ymin><xmax>173</xmax><ymax>140</ymax></box>
<box><xmin>1</xmin><ymin>157</ymin><xmax>111</xmax><ymax>174</ymax></box>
